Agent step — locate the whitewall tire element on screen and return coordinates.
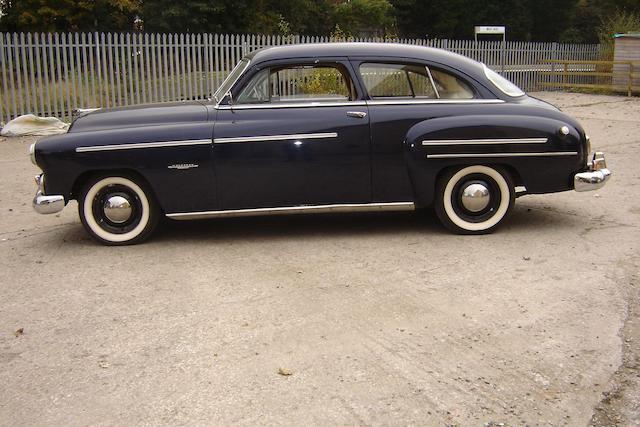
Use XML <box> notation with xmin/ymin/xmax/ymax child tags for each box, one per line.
<box><xmin>79</xmin><ymin>175</ymin><xmax>159</xmax><ymax>245</ymax></box>
<box><xmin>435</xmin><ymin>165</ymin><xmax>514</xmax><ymax>234</ymax></box>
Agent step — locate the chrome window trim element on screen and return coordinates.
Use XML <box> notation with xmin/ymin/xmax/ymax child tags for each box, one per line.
<box><xmin>425</xmin><ymin>66</ymin><xmax>440</xmax><ymax>99</ymax></box>
<box><xmin>482</xmin><ymin>63</ymin><xmax>525</xmax><ymax>97</ymax></box>
<box><xmin>216</xmin><ymin>99</ymin><xmax>505</xmax><ymax>110</ymax></box>
<box><xmin>214</xmin><ymin>132</ymin><xmax>338</xmax><ymax>144</ymax></box>
<box><xmin>166</xmin><ymin>202</ymin><xmax>416</xmax><ymax>220</ymax></box>
<box><xmin>426</xmin><ymin>151</ymin><xmax>578</xmax><ymax>159</ymax></box>
<box><xmin>422</xmin><ymin>137</ymin><xmax>548</xmax><ymax>146</ymax></box>
<box><xmin>75</xmin><ymin>139</ymin><xmax>211</xmax><ymax>153</ymax></box>
<box><xmin>213</xmin><ymin>59</ymin><xmax>251</xmax><ymax>105</ymax></box>
<box><xmin>216</xmin><ymin>101</ymin><xmax>367</xmax><ymax>110</ymax></box>
<box><xmin>366</xmin><ymin>99</ymin><xmax>505</xmax><ymax>106</ymax></box>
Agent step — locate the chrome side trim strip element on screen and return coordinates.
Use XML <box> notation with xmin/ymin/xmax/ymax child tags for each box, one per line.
<box><xmin>216</xmin><ymin>99</ymin><xmax>503</xmax><ymax>110</ymax></box>
<box><xmin>367</xmin><ymin>99</ymin><xmax>505</xmax><ymax>106</ymax></box>
<box><xmin>216</xmin><ymin>101</ymin><xmax>367</xmax><ymax>110</ymax></box>
<box><xmin>76</xmin><ymin>139</ymin><xmax>211</xmax><ymax>153</ymax></box>
<box><xmin>214</xmin><ymin>132</ymin><xmax>337</xmax><ymax>144</ymax></box>
<box><xmin>166</xmin><ymin>202</ymin><xmax>416</xmax><ymax>220</ymax></box>
<box><xmin>426</xmin><ymin>151</ymin><xmax>578</xmax><ymax>159</ymax></box>
<box><xmin>422</xmin><ymin>137</ymin><xmax>548</xmax><ymax>146</ymax></box>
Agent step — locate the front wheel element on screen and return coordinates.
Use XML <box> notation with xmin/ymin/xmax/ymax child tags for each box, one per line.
<box><xmin>435</xmin><ymin>165</ymin><xmax>514</xmax><ymax>234</ymax></box>
<box><xmin>79</xmin><ymin>175</ymin><xmax>160</xmax><ymax>245</ymax></box>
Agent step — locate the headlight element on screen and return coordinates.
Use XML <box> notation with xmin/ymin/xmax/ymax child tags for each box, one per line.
<box><xmin>29</xmin><ymin>143</ymin><xmax>37</xmax><ymax>166</ymax></box>
<box><xmin>585</xmin><ymin>135</ymin><xmax>592</xmax><ymax>155</ymax></box>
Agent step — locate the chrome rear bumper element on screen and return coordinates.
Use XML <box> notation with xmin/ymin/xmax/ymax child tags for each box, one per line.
<box><xmin>574</xmin><ymin>152</ymin><xmax>611</xmax><ymax>192</ymax></box>
<box><xmin>33</xmin><ymin>174</ymin><xmax>65</xmax><ymax>214</ymax></box>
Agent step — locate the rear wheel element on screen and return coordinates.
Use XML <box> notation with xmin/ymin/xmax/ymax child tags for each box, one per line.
<box><xmin>79</xmin><ymin>175</ymin><xmax>159</xmax><ymax>245</ymax></box>
<box><xmin>435</xmin><ymin>165</ymin><xmax>514</xmax><ymax>234</ymax></box>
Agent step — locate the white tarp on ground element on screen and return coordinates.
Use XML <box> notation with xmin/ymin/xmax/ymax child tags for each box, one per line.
<box><xmin>0</xmin><ymin>114</ymin><xmax>69</xmax><ymax>137</ymax></box>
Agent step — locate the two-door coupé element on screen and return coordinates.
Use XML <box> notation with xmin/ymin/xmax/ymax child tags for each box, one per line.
<box><xmin>30</xmin><ymin>43</ymin><xmax>611</xmax><ymax>245</ymax></box>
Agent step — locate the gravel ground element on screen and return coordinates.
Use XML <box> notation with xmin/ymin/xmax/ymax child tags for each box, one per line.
<box><xmin>0</xmin><ymin>92</ymin><xmax>638</xmax><ymax>426</ymax></box>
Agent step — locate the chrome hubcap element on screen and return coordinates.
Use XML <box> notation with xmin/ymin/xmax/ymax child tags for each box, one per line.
<box><xmin>103</xmin><ymin>195</ymin><xmax>132</xmax><ymax>224</ymax></box>
<box><xmin>461</xmin><ymin>183</ymin><xmax>490</xmax><ymax>212</ymax></box>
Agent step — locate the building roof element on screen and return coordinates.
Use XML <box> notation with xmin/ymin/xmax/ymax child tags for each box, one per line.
<box><xmin>614</xmin><ymin>33</ymin><xmax>640</xmax><ymax>38</ymax></box>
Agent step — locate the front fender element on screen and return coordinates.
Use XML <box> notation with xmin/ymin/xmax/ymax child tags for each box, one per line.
<box><xmin>34</xmin><ymin>122</ymin><xmax>217</xmax><ymax>214</ymax></box>
<box><xmin>404</xmin><ymin>114</ymin><xmax>586</xmax><ymax>207</ymax></box>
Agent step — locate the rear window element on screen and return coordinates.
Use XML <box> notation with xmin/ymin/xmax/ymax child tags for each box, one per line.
<box><xmin>483</xmin><ymin>64</ymin><xmax>525</xmax><ymax>97</ymax></box>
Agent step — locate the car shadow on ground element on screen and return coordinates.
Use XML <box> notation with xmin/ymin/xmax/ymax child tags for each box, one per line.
<box><xmin>148</xmin><ymin>204</ymin><xmax>577</xmax><ymax>244</ymax></box>
<box><xmin>154</xmin><ymin>210</ymin><xmax>445</xmax><ymax>243</ymax></box>
<box><xmin>52</xmin><ymin>203</ymin><xmax>578</xmax><ymax>246</ymax></box>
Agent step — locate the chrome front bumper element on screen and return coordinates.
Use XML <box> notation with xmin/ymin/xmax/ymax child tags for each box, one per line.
<box><xmin>574</xmin><ymin>152</ymin><xmax>611</xmax><ymax>192</ymax></box>
<box><xmin>33</xmin><ymin>174</ymin><xmax>65</xmax><ymax>214</ymax></box>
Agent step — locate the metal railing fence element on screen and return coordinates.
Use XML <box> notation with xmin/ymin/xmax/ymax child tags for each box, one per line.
<box><xmin>0</xmin><ymin>32</ymin><xmax>603</xmax><ymax>123</ymax></box>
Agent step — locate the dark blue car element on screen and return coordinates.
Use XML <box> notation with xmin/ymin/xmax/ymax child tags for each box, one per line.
<box><xmin>31</xmin><ymin>43</ymin><xmax>611</xmax><ymax>245</ymax></box>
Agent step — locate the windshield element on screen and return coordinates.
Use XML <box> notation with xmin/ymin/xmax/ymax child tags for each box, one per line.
<box><xmin>213</xmin><ymin>58</ymin><xmax>250</xmax><ymax>103</ymax></box>
<box><xmin>483</xmin><ymin>64</ymin><xmax>525</xmax><ymax>97</ymax></box>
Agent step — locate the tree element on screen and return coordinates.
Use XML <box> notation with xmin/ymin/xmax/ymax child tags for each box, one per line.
<box><xmin>332</xmin><ymin>0</ymin><xmax>396</xmax><ymax>37</ymax></box>
<box><xmin>141</xmin><ymin>0</ymin><xmax>334</xmax><ymax>35</ymax></box>
<box><xmin>0</xmin><ymin>0</ymin><xmax>139</xmax><ymax>32</ymax></box>
<box><xmin>392</xmin><ymin>0</ymin><xmax>574</xmax><ymax>41</ymax></box>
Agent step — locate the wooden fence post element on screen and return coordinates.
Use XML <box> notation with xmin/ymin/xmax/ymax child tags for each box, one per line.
<box><xmin>628</xmin><ymin>62</ymin><xmax>633</xmax><ymax>97</ymax></box>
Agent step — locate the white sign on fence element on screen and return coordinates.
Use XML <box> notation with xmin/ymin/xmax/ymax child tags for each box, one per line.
<box><xmin>475</xmin><ymin>26</ymin><xmax>506</xmax><ymax>35</ymax></box>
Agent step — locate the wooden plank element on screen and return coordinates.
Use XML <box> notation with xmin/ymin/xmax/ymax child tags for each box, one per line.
<box><xmin>33</xmin><ymin>33</ymin><xmax>46</xmax><ymax>117</ymax></box>
<box><xmin>7</xmin><ymin>33</ymin><xmax>20</xmax><ymax>118</ymax></box>
<box><xmin>186</xmin><ymin>33</ymin><xmax>193</xmax><ymax>101</ymax></box>
<box><xmin>18</xmin><ymin>33</ymin><xmax>31</xmax><ymax>115</ymax></box>
<box><xmin>132</xmin><ymin>33</ymin><xmax>141</xmax><ymax>104</ymax></box>
<box><xmin>117</xmin><ymin>33</ymin><xmax>128</xmax><ymax>106</ymax></box>
<box><xmin>47</xmin><ymin>33</ymin><xmax>59</xmax><ymax>118</ymax></box>
<box><xmin>179</xmin><ymin>33</ymin><xmax>187</xmax><ymax>101</ymax></box>
<box><xmin>80</xmin><ymin>33</ymin><xmax>91</xmax><ymax>109</ymax></box>
<box><xmin>99</xmin><ymin>32</ymin><xmax>110</xmax><ymax>107</ymax></box>
<box><xmin>156</xmin><ymin>34</ymin><xmax>169</xmax><ymax>102</ymax></box>
<box><xmin>126</xmin><ymin>33</ymin><xmax>135</xmax><ymax>105</ymax></box>
<box><xmin>150</xmin><ymin>33</ymin><xmax>158</xmax><ymax>102</ymax></box>
<box><xmin>113</xmin><ymin>33</ymin><xmax>122</xmax><ymax>107</ymax></box>
<box><xmin>168</xmin><ymin>33</ymin><xmax>176</xmax><ymax>101</ymax></box>
<box><xmin>0</xmin><ymin>33</ymin><xmax>9</xmax><ymax>122</ymax></box>
<box><xmin>88</xmin><ymin>33</ymin><xmax>97</xmax><ymax>109</ymax></box>
<box><xmin>196</xmin><ymin>33</ymin><xmax>204</xmax><ymax>100</ymax></box>
<box><xmin>60</xmin><ymin>33</ymin><xmax>72</xmax><ymax>119</ymax></box>
<box><xmin>144</xmin><ymin>33</ymin><xmax>153</xmax><ymax>103</ymax></box>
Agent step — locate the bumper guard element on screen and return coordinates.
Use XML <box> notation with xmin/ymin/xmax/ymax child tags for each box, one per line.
<box><xmin>33</xmin><ymin>174</ymin><xmax>65</xmax><ymax>214</ymax></box>
<box><xmin>574</xmin><ymin>152</ymin><xmax>611</xmax><ymax>192</ymax></box>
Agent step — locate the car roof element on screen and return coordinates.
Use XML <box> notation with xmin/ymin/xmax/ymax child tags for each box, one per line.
<box><xmin>246</xmin><ymin>42</ymin><xmax>485</xmax><ymax>75</ymax></box>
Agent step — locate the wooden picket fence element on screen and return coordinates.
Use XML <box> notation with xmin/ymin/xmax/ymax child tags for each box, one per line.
<box><xmin>0</xmin><ymin>32</ymin><xmax>602</xmax><ymax>124</ymax></box>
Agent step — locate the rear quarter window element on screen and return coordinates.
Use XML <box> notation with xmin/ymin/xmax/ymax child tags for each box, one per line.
<box><xmin>359</xmin><ymin>62</ymin><xmax>475</xmax><ymax>100</ymax></box>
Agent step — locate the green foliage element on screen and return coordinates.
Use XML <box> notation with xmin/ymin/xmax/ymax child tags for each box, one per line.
<box><xmin>332</xmin><ymin>0</ymin><xmax>395</xmax><ymax>37</ymax></box>
<box><xmin>597</xmin><ymin>9</ymin><xmax>640</xmax><ymax>60</ymax></box>
<box><xmin>297</xmin><ymin>68</ymin><xmax>349</xmax><ymax>96</ymax></box>
<box><xmin>598</xmin><ymin>10</ymin><xmax>640</xmax><ymax>44</ymax></box>
<box><xmin>1</xmin><ymin>0</ymin><xmax>640</xmax><ymax>43</ymax></box>
<box><xmin>0</xmin><ymin>0</ymin><xmax>139</xmax><ymax>32</ymax></box>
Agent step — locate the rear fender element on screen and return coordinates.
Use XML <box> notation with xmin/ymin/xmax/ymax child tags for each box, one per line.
<box><xmin>404</xmin><ymin>114</ymin><xmax>586</xmax><ymax>206</ymax></box>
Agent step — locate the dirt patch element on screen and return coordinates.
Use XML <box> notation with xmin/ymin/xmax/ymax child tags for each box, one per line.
<box><xmin>591</xmin><ymin>264</ymin><xmax>640</xmax><ymax>425</ymax></box>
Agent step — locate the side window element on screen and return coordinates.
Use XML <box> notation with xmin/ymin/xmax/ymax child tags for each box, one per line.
<box><xmin>429</xmin><ymin>68</ymin><xmax>474</xmax><ymax>99</ymax></box>
<box><xmin>359</xmin><ymin>63</ymin><xmax>436</xmax><ymax>98</ymax></box>
<box><xmin>236</xmin><ymin>63</ymin><xmax>355</xmax><ymax>104</ymax></box>
<box><xmin>236</xmin><ymin>69</ymin><xmax>269</xmax><ymax>104</ymax></box>
<box><xmin>359</xmin><ymin>62</ymin><xmax>475</xmax><ymax>100</ymax></box>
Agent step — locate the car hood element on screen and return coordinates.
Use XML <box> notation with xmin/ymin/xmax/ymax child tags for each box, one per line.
<box><xmin>68</xmin><ymin>101</ymin><xmax>209</xmax><ymax>133</ymax></box>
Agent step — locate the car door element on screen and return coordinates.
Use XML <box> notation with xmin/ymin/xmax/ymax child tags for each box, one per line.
<box><xmin>352</xmin><ymin>60</ymin><xmax>485</xmax><ymax>202</ymax></box>
<box><xmin>212</xmin><ymin>59</ymin><xmax>371</xmax><ymax>210</ymax></box>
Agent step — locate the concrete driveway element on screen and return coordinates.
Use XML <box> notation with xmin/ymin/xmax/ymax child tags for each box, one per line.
<box><xmin>1</xmin><ymin>92</ymin><xmax>638</xmax><ymax>426</ymax></box>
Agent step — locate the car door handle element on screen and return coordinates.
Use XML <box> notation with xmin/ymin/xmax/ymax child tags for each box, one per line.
<box><xmin>346</xmin><ymin>111</ymin><xmax>367</xmax><ymax>118</ymax></box>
